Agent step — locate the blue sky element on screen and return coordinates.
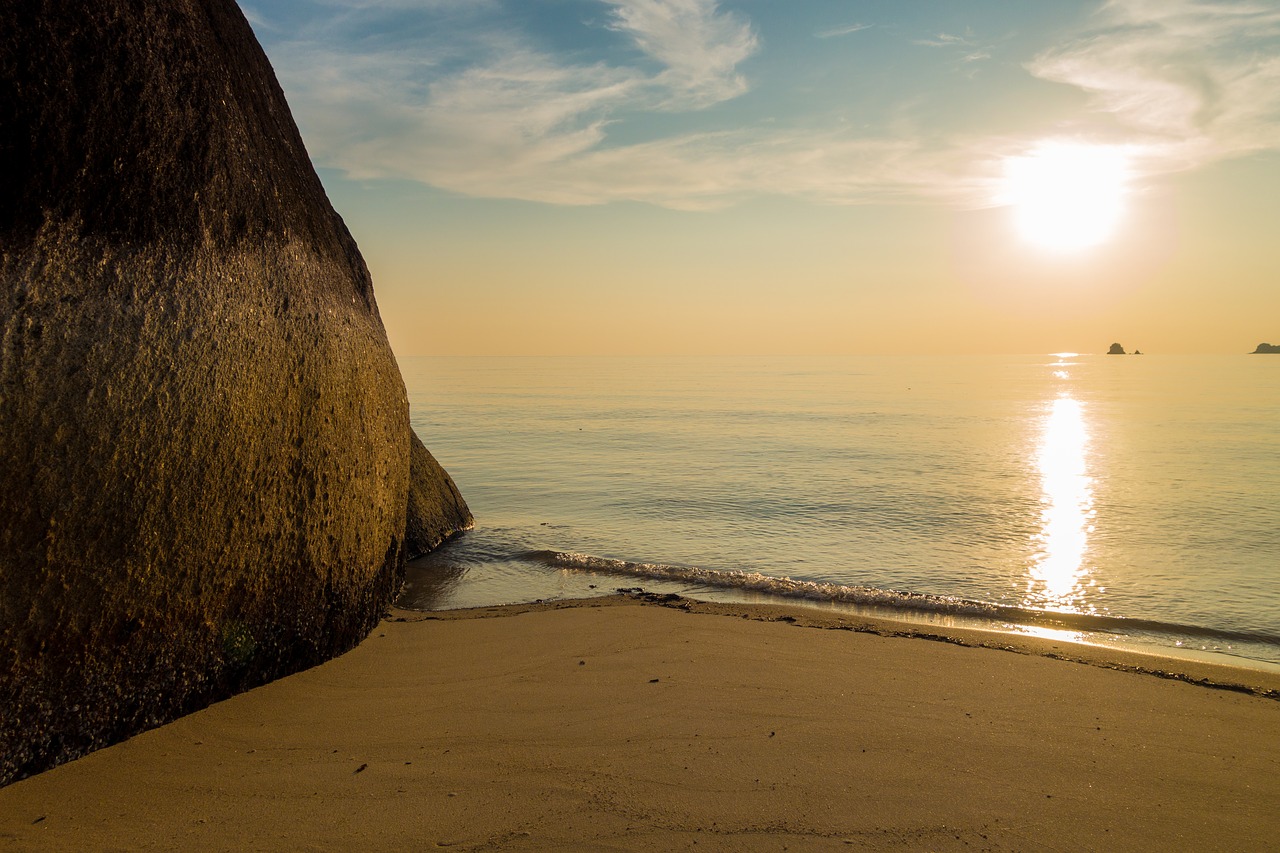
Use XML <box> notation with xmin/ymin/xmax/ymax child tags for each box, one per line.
<box><xmin>240</xmin><ymin>0</ymin><xmax>1280</xmax><ymax>354</ymax></box>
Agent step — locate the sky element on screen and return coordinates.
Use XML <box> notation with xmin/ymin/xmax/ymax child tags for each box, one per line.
<box><xmin>240</xmin><ymin>0</ymin><xmax>1280</xmax><ymax>355</ymax></box>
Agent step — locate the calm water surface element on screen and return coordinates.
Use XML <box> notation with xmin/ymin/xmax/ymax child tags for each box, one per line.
<box><xmin>400</xmin><ymin>355</ymin><xmax>1280</xmax><ymax>668</ymax></box>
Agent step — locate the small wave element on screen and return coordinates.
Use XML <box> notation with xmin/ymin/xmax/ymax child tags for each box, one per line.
<box><xmin>529</xmin><ymin>549</ymin><xmax>1004</xmax><ymax>616</ymax></box>
<box><xmin>526</xmin><ymin>550</ymin><xmax>1280</xmax><ymax>649</ymax></box>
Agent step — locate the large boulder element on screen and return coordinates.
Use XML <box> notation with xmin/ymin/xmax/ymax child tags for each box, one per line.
<box><xmin>405</xmin><ymin>433</ymin><xmax>473</xmax><ymax>561</ymax></box>
<box><xmin>0</xmin><ymin>1</ymin><xmax>470</xmax><ymax>784</ymax></box>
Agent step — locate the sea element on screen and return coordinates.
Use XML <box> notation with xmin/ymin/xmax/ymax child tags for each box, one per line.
<box><xmin>399</xmin><ymin>355</ymin><xmax>1280</xmax><ymax>671</ymax></box>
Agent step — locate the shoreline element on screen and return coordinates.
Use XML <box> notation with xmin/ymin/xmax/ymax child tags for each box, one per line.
<box><xmin>3</xmin><ymin>592</ymin><xmax>1278</xmax><ymax>850</ymax></box>
<box><xmin>411</xmin><ymin>591</ymin><xmax>1280</xmax><ymax>697</ymax></box>
<box><xmin>409</xmin><ymin>542</ymin><xmax>1280</xmax><ymax>673</ymax></box>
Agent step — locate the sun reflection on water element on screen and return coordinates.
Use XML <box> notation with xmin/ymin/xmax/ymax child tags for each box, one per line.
<box><xmin>1028</xmin><ymin>394</ymin><xmax>1095</xmax><ymax>611</ymax></box>
<box><xmin>1012</xmin><ymin>625</ymin><xmax>1089</xmax><ymax>645</ymax></box>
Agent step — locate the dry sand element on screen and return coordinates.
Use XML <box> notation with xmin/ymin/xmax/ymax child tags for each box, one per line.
<box><xmin>2</xmin><ymin>593</ymin><xmax>1278</xmax><ymax>852</ymax></box>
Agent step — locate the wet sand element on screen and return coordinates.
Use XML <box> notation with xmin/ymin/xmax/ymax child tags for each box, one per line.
<box><xmin>2</xmin><ymin>593</ymin><xmax>1278</xmax><ymax>851</ymax></box>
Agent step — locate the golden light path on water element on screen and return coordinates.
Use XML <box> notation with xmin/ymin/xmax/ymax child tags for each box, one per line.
<box><xmin>1027</xmin><ymin>380</ymin><xmax>1096</xmax><ymax>613</ymax></box>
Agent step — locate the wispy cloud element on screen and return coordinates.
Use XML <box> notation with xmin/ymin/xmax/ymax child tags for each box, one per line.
<box><xmin>815</xmin><ymin>22</ymin><xmax>872</xmax><ymax>39</ymax></box>
<box><xmin>263</xmin><ymin>0</ymin><xmax>776</xmax><ymax>207</ymax></box>
<box><xmin>238</xmin><ymin>3</ymin><xmax>274</xmax><ymax>33</ymax></box>
<box><xmin>248</xmin><ymin>0</ymin><xmax>1280</xmax><ymax>211</ymax></box>
<box><xmin>912</xmin><ymin>28</ymin><xmax>992</xmax><ymax>77</ymax></box>
<box><xmin>914</xmin><ymin>32</ymin><xmax>971</xmax><ymax>48</ymax></box>
<box><xmin>1027</xmin><ymin>0</ymin><xmax>1280</xmax><ymax>173</ymax></box>
<box><xmin>603</xmin><ymin>0</ymin><xmax>758</xmax><ymax>107</ymax></box>
<box><xmin>397</xmin><ymin>129</ymin><xmax>997</xmax><ymax>211</ymax></box>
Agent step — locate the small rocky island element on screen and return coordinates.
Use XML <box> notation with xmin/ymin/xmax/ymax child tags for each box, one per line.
<box><xmin>1252</xmin><ymin>343</ymin><xmax>1280</xmax><ymax>354</ymax></box>
<box><xmin>1107</xmin><ymin>343</ymin><xmax>1127</xmax><ymax>355</ymax></box>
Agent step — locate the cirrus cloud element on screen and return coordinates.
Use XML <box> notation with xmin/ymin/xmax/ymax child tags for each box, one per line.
<box><xmin>1027</xmin><ymin>0</ymin><xmax>1280</xmax><ymax>174</ymax></box>
<box><xmin>247</xmin><ymin>0</ymin><xmax>1280</xmax><ymax>210</ymax></box>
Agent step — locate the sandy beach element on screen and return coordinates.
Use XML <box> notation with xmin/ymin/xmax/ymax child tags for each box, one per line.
<box><xmin>2</xmin><ymin>593</ymin><xmax>1278</xmax><ymax>852</ymax></box>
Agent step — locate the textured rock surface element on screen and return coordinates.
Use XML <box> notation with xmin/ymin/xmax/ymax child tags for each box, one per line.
<box><xmin>405</xmin><ymin>433</ymin><xmax>472</xmax><ymax>561</ymax></box>
<box><xmin>0</xmin><ymin>1</ymin><xmax>470</xmax><ymax>784</ymax></box>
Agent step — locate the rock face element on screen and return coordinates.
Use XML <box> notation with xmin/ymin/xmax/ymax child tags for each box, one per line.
<box><xmin>405</xmin><ymin>433</ymin><xmax>473</xmax><ymax>560</ymax></box>
<box><xmin>0</xmin><ymin>1</ymin><xmax>470</xmax><ymax>784</ymax></box>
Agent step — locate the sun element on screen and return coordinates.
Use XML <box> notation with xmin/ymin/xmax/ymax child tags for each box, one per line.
<box><xmin>1001</xmin><ymin>142</ymin><xmax>1130</xmax><ymax>252</ymax></box>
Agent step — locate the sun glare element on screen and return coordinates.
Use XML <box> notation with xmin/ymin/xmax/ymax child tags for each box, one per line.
<box><xmin>1028</xmin><ymin>394</ymin><xmax>1094</xmax><ymax>610</ymax></box>
<box><xmin>1002</xmin><ymin>142</ymin><xmax>1130</xmax><ymax>252</ymax></box>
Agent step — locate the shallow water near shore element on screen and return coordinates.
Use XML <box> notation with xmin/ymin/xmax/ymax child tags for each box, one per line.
<box><xmin>401</xmin><ymin>355</ymin><xmax>1280</xmax><ymax>668</ymax></box>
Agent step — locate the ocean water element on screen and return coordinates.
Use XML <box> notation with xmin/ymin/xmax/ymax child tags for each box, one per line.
<box><xmin>399</xmin><ymin>355</ymin><xmax>1280</xmax><ymax>669</ymax></box>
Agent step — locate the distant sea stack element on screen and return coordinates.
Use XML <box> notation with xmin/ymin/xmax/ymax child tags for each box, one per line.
<box><xmin>0</xmin><ymin>1</ymin><xmax>471</xmax><ymax>784</ymax></box>
<box><xmin>1252</xmin><ymin>343</ymin><xmax>1280</xmax><ymax>354</ymax></box>
<box><xmin>1107</xmin><ymin>343</ymin><xmax>1126</xmax><ymax>355</ymax></box>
